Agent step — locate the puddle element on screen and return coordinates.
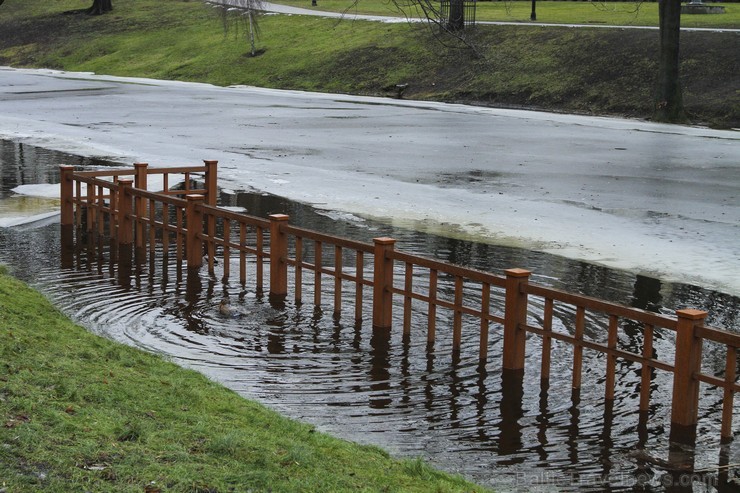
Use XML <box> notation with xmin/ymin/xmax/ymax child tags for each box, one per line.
<box><xmin>0</xmin><ymin>139</ymin><xmax>738</xmax><ymax>492</ymax></box>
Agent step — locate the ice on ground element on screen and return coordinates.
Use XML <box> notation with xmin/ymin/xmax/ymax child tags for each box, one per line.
<box><xmin>1</xmin><ymin>67</ymin><xmax>738</xmax><ymax>296</ymax></box>
<box><xmin>0</xmin><ymin>211</ymin><xmax>60</xmax><ymax>228</ymax></box>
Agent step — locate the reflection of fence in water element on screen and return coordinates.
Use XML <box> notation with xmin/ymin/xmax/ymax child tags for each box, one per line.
<box><xmin>59</xmin><ymin>161</ymin><xmax>739</xmax><ymax>476</ymax></box>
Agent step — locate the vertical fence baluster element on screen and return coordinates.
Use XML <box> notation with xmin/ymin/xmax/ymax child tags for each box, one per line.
<box><xmin>541</xmin><ymin>298</ymin><xmax>553</xmax><ymax>382</ymax></box>
<box><xmin>404</xmin><ymin>263</ymin><xmax>413</xmax><ymax>336</ymax></box>
<box><xmin>86</xmin><ymin>181</ymin><xmax>95</xmax><ymax>233</ymax></box>
<box><xmin>256</xmin><ymin>227</ymin><xmax>264</xmax><ymax>292</ymax></box>
<box><xmin>479</xmin><ymin>283</ymin><xmax>491</xmax><ymax>364</ymax></box>
<box><xmin>239</xmin><ymin>223</ymin><xmax>247</xmax><ymax>285</ymax></box>
<box><xmin>207</xmin><ymin>217</ymin><xmax>216</xmax><ymax>275</ymax></box>
<box><xmin>109</xmin><ymin>184</ymin><xmax>118</xmax><ymax>240</ymax></box>
<box><xmin>295</xmin><ymin>237</ymin><xmax>303</xmax><ymax>303</ymax></box>
<box><xmin>721</xmin><ymin>347</ymin><xmax>737</xmax><ymax>441</ymax></box>
<box><xmin>96</xmin><ymin>185</ymin><xmax>104</xmax><ymax>236</ymax></box>
<box><xmin>314</xmin><ymin>241</ymin><xmax>323</xmax><ymax>307</ymax></box>
<box><xmin>572</xmin><ymin>305</ymin><xmax>585</xmax><ymax>390</ymax></box>
<box><xmin>453</xmin><ymin>276</ymin><xmax>463</xmax><ymax>351</ymax></box>
<box><xmin>148</xmin><ymin>198</ymin><xmax>156</xmax><ymax>253</ymax></box>
<box><xmin>176</xmin><ymin>207</ymin><xmax>183</xmax><ymax>263</ymax></box>
<box><xmin>640</xmin><ymin>323</ymin><xmax>654</xmax><ymax>412</ymax></box>
<box><xmin>206</xmin><ymin>217</ymin><xmax>216</xmax><ymax>275</ymax></box>
<box><xmin>428</xmin><ymin>269</ymin><xmax>437</xmax><ymax>344</ymax></box>
<box><xmin>223</xmin><ymin>220</ymin><xmax>231</xmax><ymax>282</ymax></box>
<box><xmin>355</xmin><ymin>251</ymin><xmax>363</xmax><ymax>322</ymax></box>
<box><xmin>334</xmin><ymin>245</ymin><xmax>342</xmax><ymax>316</ymax></box>
<box><xmin>75</xmin><ymin>181</ymin><xmax>82</xmax><ymax>229</ymax></box>
<box><xmin>161</xmin><ymin>203</ymin><xmax>169</xmax><ymax>255</ymax></box>
<box><xmin>605</xmin><ymin>314</ymin><xmax>619</xmax><ymax>401</ymax></box>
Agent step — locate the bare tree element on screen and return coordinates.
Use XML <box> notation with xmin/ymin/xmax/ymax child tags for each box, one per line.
<box><xmin>211</xmin><ymin>0</ymin><xmax>264</xmax><ymax>56</ymax></box>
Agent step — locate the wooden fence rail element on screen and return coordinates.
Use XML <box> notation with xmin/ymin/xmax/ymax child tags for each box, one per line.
<box><xmin>60</xmin><ymin>161</ymin><xmax>739</xmax><ymax>449</ymax></box>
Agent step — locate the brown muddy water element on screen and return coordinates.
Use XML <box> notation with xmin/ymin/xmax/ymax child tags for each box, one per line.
<box><xmin>0</xmin><ymin>140</ymin><xmax>738</xmax><ymax>492</ymax></box>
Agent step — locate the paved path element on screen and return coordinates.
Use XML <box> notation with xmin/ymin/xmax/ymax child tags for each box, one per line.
<box><xmin>213</xmin><ymin>1</ymin><xmax>740</xmax><ymax>32</ymax></box>
<box><xmin>1</xmin><ymin>67</ymin><xmax>738</xmax><ymax>295</ymax></box>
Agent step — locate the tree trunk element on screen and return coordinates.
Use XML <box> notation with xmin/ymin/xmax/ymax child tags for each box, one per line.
<box><xmin>655</xmin><ymin>0</ymin><xmax>685</xmax><ymax>122</ymax></box>
<box><xmin>447</xmin><ymin>0</ymin><xmax>464</xmax><ymax>31</ymax></box>
<box><xmin>88</xmin><ymin>0</ymin><xmax>113</xmax><ymax>15</ymax></box>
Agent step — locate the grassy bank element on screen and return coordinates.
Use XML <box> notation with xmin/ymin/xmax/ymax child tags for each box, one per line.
<box><xmin>0</xmin><ymin>265</ymin><xmax>487</xmax><ymax>492</ymax></box>
<box><xmin>0</xmin><ymin>0</ymin><xmax>738</xmax><ymax>127</ymax></box>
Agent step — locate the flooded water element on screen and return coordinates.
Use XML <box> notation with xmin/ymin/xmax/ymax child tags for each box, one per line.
<box><xmin>0</xmin><ymin>140</ymin><xmax>738</xmax><ymax>492</ymax></box>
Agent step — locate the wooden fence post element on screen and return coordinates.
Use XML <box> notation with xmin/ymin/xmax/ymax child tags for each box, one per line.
<box><xmin>118</xmin><ymin>179</ymin><xmax>133</xmax><ymax>245</ymax></box>
<box><xmin>186</xmin><ymin>194</ymin><xmax>205</xmax><ymax>269</ymax></box>
<box><xmin>134</xmin><ymin>162</ymin><xmax>148</xmax><ymax>190</ymax></box>
<box><xmin>269</xmin><ymin>214</ymin><xmax>289</xmax><ymax>300</ymax></box>
<box><xmin>134</xmin><ymin>163</ymin><xmax>148</xmax><ymax>249</ymax></box>
<box><xmin>203</xmin><ymin>160</ymin><xmax>218</xmax><ymax>206</ymax></box>
<box><xmin>372</xmin><ymin>237</ymin><xmax>396</xmax><ymax>330</ymax></box>
<box><xmin>670</xmin><ymin>308</ymin><xmax>707</xmax><ymax>444</ymax></box>
<box><xmin>85</xmin><ymin>178</ymin><xmax>95</xmax><ymax>233</ymax></box>
<box><xmin>503</xmin><ymin>268</ymin><xmax>531</xmax><ymax>372</ymax></box>
<box><xmin>59</xmin><ymin>165</ymin><xmax>75</xmax><ymax>226</ymax></box>
<box><xmin>203</xmin><ymin>160</ymin><xmax>218</xmax><ymax>266</ymax></box>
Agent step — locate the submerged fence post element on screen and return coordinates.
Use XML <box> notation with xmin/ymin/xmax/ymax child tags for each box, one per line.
<box><xmin>269</xmin><ymin>214</ymin><xmax>290</xmax><ymax>301</ymax></box>
<box><xmin>85</xmin><ymin>178</ymin><xmax>96</xmax><ymax>233</ymax></box>
<box><xmin>118</xmin><ymin>179</ymin><xmax>134</xmax><ymax>245</ymax></box>
<box><xmin>503</xmin><ymin>268</ymin><xmax>531</xmax><ymax>372</ymax></box>
<box><xmin>59</xmin><ymin>165</ymin><xmax>75</xmax><ymax>226</ymax></box>
<box><xmin>185</xmin><ymin>194</ymin><xmax>205</xmax><ymax>269</ymax></box>
<box><xmin>373</xmin><ymin>237</ymin><xmax>396</xmax><ymax>330</ymax></box>
<box><xmin>134</xmin><ymin>163</ymin><xmax>148</xmax><ymax>249</ymax></box>
<box><xmin>203</xmin><ymin>160</ymin><xmax>218</xmax><ymax>207</ymax></box>
<box><xmin>670</xmin><ymin>308</ymin><xmax>707</xmax><ymax>444</ymax></box>
<box><xmin>203</xmin><ymin>160</ymin><xmax>218</xmax><ymax>266</ymax></box>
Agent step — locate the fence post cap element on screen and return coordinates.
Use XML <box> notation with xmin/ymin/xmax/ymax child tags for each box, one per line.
<box><xmin>118</xmin><ymin>178</ymin><xmax>133</xmax><ymax>185</ymax></box>
<box><xmin>676</xmin><ymin>309</ymin><xmax>708</xmax><ymax>320</ymax></box>
<box><xmin>373</xmin><ymin>237</ymin><xmax>396</xmax><ymax>245</ymax></box>
<box><xmin>505</xmin><ymin>268</ymin><xmax>531</xmax><ymax>278</ymax></box>
<box><xmin>186</xmin><ymin>194</ymin><xmax>205</xmax><ymax>201</ymax></box>
<box><xmin>59</xmin><ymin>164</ymin><xmax>75</xmax><ymax>171</ymax></box>
<box><xmin>133</xmin><ymin>162</ymin><xmax>148</xmax><ymax>167</ymax></box>
<box><xmin>203</xmin><ymin>159</ymin><xmax>218</xmax><ymax>165</ymax></box>
<box><xmin>269</xmin><ymin>214</ymin><xmax>290</xmax><ymax>221</ymax></box>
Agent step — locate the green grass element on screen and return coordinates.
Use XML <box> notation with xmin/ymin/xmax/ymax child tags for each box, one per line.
<box><xmin>0</xmin><ymin>266</ymin><xmax>488</xmax><ymax>492</ymax></box>
<box><xmin>0</xmin><ymin>0</ymin><xmax>737</xmax><ymax>126</ymax></box>
<box><xmin>279</xmin><ymin>0</ymin><xmax>740</xmax><ymax>28</ymax></box>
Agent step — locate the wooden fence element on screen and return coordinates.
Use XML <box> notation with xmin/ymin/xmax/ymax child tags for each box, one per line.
<box><xmin>59</xmin><ymin>161</ymin><xmax>739</xmax><ymax>450</ymax></box>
